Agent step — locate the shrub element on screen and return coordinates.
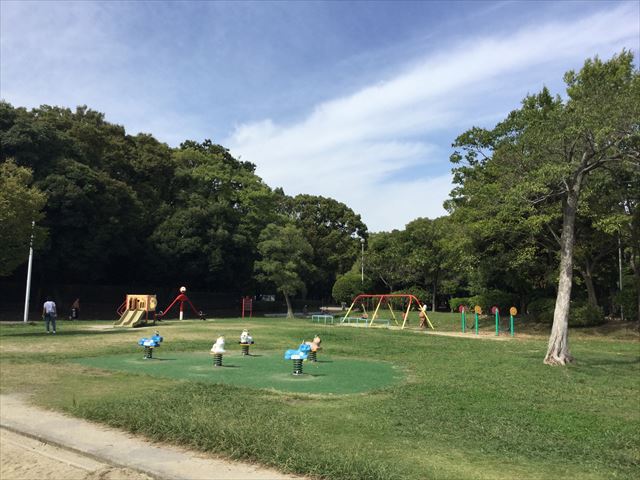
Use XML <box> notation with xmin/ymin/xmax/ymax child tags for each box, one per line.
<box><xmin>392</xmin><ymin>286</ymin><xmax>429</xmax><ymax>303</ymax></box>
<box><xmin>527</xmin><ymin>298</ymin><xmax>606</xmax><ymax>327</ymax></box>
<box><xmin>614</xmin><ymin>280</ymin><xmax>639</xmax><ymax>321</ymax></box>
<box><xmin>569</xmin><ymin>303</ymin><xmax>605</xmax><ymax>327</ymax></box>
<box><xmin>527</xmin><ymin>297</ymin><xmax>556</xmax><ymax>324</ymax></box>
<box><xmin>332</xmin><ymin>273</ymin><xmax>373</xmax><ymax>304</ymax></box>
<box><xmin>449</xmin><ymin>297</ymin><xmax>470</xmax><ymax>312</ymax></box>
<box><xmin>468</xmin><ymin>290</ymin><xmax>518</xmax><ymax>313</ymax></box>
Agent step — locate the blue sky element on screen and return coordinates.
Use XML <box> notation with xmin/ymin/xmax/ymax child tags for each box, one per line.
<box><xmin>1</xmin><ymin>1</ymin><xmax>638</xmax><ymax>232</ymax></box>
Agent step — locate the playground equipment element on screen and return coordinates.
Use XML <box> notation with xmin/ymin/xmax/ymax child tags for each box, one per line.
<box><xmin>239</xmin><ymin>329</ymin><xmax>254</xmax><ymax>355</ymax></box>
<box><xmin>509</xmin><ymin>307</ymin><xmax>517</xmax><ymax>337</ymax></box>
<box><xmin>342</xmin><ymin>294</ymin><xmax>434</xmax><ymax>329</ymax></box>
<box><xmin>157</xmin><ymin>286</ymin><xmax>204</xmax><ymax>321</ymax></box>
<box><xmin>305</xmin><ymin>335</ymin><xmax>322</xmax><ymax>362</ymax></box>
<box><xmin>311</xmin><ymin>314</ymin><xmax>334</xmax><ymax>324</ymax></box>
<box><xmin>210</xmin><ymin>335</ymin><xmax>226</xmax><ymax>367</ymax></box>
<box><xmin>284</xmin><ymin>342</ymin><xmax>311</xmax><ymax>375</ymax></box>
<box><xmin>241</xmin><ymin>296</ymin><xmax>253</xmax><ymax>319</ymax></box>
<box><xmin>460</xmin><ymin>305</ymin><xmax>517</xmax><ymax>336</ymax></box>
<box><xmin>115</xmin><ymin>294</ymin><xmax>157</xmax><ymax>327</ymax></box>
<box><xmin>138</xmin><ymin>331</ymin><xmax>163</xmax><ymax>359</ymax></box>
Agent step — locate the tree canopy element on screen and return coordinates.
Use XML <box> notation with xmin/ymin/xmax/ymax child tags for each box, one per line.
<box><xmin>448</xmin><ymin>51</ymin><xmax>639</xmax><ymax>364</ymax></box>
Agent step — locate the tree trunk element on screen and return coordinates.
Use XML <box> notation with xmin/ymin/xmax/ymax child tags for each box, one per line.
<box><xmin>284</xmin><ymin>293</ymin><xmax>294</xmax><ymax>319</ymax></box>
<box><xmin>579</xmin><ymin>261</ymin><xmax>598</xmax><ymax>307</ymax></box>
<box><xmin>544</xmin><ymin>188</ymin><xmax>580</xmax><ymax>366</ymax></box>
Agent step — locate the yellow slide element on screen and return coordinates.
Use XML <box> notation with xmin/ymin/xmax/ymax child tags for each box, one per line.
<box><xmin>114</xmin><ymin>309</ymin><xmax>146</xmax><ymax>327</ymax></box>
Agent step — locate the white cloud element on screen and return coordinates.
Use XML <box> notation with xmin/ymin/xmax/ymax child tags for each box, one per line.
<box><xmin>227</xmin><ymin>3</ymin><xmax>639</xmax><ymax>232</ymax></box>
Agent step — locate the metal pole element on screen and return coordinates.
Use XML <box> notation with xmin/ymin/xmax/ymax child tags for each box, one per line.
<box><xmin>360</xmin><ymin>238</ymin><xmax>365</xmax><ymax>283</ymax></box>
<box><xmin>495</xmin><ymin>309</ymin><xmax>499</xmax><ymax>336</ymax></box>
<box><xmin>510</xmin><ymin>315</ymin><xmax>514</xmax><ymax>337</ymax></box>
<box><xmin>23</xmin><ymin>221</ymin><xmax>35</xmax><ymax>324</ymax></box>
<box><xmin>462</xmin><ymin>310</ymin><xmax>466</xmax><ymax>333</ymax></box>
<box><xmin>619</xmin><ymin>233</ymin><xmax>624</xmax><ymax>321</ymax></box>
<box><xmin>475</xmin><ymin>312</ymin><xmax>478</xmax><ymax>335</ymax></box>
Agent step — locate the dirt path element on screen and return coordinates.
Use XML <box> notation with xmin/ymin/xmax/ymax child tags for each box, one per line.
<box><xmin>1</xmin><ymin>428</ymin><xmax>154</xmax><ymax>480</ymax></box>
<box><xmin>0</xmin><ymin>394</ymin><xmax>302</xmax><ymax>480</ymax></box>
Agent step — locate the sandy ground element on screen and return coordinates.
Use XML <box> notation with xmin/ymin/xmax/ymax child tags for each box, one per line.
<box><xmin>1</xmin><ymin>429</ymin><xmax>153</xmax><ymax>480</ymax></box>
<box><xmin>0</xmin><ymin>394</ymin><xmax>302</xmax><ymax>480</ymax></box>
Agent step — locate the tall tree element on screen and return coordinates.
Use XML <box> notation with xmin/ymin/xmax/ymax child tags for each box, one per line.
<box><xmin>404</xmin><ymin>216</ymin><xmax>469</xmax><ymax>311</ymax></box>
<box><xmin>151</xmin><ymin>141</ymin><xmax>277</xmax><ymax>289</ymax></box>
<box><xmin>285</xmin><ymin>194</ymin><xmax>367</xmax><ymax>298</ymax></box>
<box><xmin>450</xmin><ymin>51</ymin><xmax>639</xmax><ymax>365</ymax></box>
<box><xmin>0</xmin><ymin>161</ymin><xmax>47</xmax><ymax>276</ymax></box>
<box><xmin>254</xmin><ymin>223</ymin><xmax>313</xmax><ymax>318</ymax></box>
<box><xmin>366</xmin><ymin>230</ymin><xmax>410</xmax><ymax>292</ymax></box>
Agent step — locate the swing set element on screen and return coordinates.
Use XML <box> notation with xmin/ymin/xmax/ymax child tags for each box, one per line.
<box><xmin>341</xmin><ymin>294</ymin><xmax>434</xmax><ymax>329</ymax></box>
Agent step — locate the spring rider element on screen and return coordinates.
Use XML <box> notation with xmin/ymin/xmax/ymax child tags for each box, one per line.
<box><xmin>210</xmin><ymin>335</ymin><xmax>226</xmax><ymax>367</ymax></box>
<box><xmin>284</xmin><ymin>342</ymin><xmax>312</xmax><ymax>375</ymax></box>
<box><xmin>239</xmin><ymin>329</ymin><xmax>254</xmax><ymax>356</ymax></box>
<box><xmin>138</xmin><ymin>331</ymin><xmax>163</xmax><ymax>359</ymax></box>
<box><xmin>305</xmin><ymin>334</ymin><xmax>322</xmax><ymax>362</ymax></box>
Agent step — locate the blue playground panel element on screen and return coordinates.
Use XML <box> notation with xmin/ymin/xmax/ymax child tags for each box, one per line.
<box><xmin>311</xmin><ymin>314</ymin><xmax>335</xmax><ymax>324</ymax></box>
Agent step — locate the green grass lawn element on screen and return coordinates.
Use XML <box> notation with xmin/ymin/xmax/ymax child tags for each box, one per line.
<box><xmin>1</xmin><ymin>315</ymin><xmax>638</xmax><ymax>480</ymax></box>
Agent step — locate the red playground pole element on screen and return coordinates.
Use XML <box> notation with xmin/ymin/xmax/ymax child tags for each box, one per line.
<box><xmin>242</xmin><ymin>297</ymin><xmax>253</xmax><ymax>319</ymax></box>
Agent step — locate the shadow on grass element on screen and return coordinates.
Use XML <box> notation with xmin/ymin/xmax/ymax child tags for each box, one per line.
<box><xmin>577</xmin><ymin>357</ymin><xmax>640</xmax><ymax>367</ymax></box>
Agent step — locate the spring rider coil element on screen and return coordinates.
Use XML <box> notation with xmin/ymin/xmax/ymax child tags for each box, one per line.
<box><xmin>284</xmin><ymin>342</ymin><xmax>311</xmax><ymax>376</ymax></box>
<box><xmin>138</xmin><ymin>332</ymin><xmax>163</xmax><ymax>360</ymax></box>
<box><xmin>213</xmin><ymin>353</ymin><xmax>223</xmax><ymax>367</ymax></box>
<box><xmin>292</xmin><ymin>358</ymin><xmax>303</xmax><ymax>375</ymax></box>
<box><xmin>239</xmin><ymin>329</ymin><xmax>254</xmax><ymax>356</ymax></box>
<box><xmin>210</xmin><ymin>335</ymin><xmax>226</xmax><ymax>367</ymax></box>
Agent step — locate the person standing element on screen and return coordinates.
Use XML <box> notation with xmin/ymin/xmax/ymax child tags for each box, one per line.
<box><xmin>70</xmin><ymin>298</ymin><xmax>80</xmax><ymax>320</ymax></box>
<box><xmin>43</xmin><ymin>298</ymin><xmax>57</xmax><ymax>333</ymax></box>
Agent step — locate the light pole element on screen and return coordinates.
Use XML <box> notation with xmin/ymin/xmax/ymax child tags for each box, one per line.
<box><xmin>360</xmin><ymin>238</ymin><xmax>365</xmax><ymax>283</ymax></box>
<box><xmin>618</xmin><ymin>233</ymin><xmax>624</xmax><ymax>321</ymax></box>
<box><xmin>23</xmin><ymin>221</ymin><xmax>35</xmax><ymax>324</ymax></box>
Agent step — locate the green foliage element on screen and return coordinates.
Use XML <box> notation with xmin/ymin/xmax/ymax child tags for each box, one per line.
<box><xmin>527</xmin><ymin>299</ymin><xmax>606</xmax><ymax>327</ymax></box>
<box><xmin>468</xmin><ymin>290</ymin><xmax>518</xmax><ymax>313</ymax></box>
<box><xmin>448</xmin><ymin>297</ymin><xmax>470</xmax><ymax>312</ymax></box>
<box><xmin>366</xmin><ymin>230</ymin><xmax>410</xmax><ymax>292</ymax></box>
<box><xmin>391</xmin><ymin>286</ymin><xmax>429</xmax><ymax>303</ymax></box>
<box><xmin>448</xmin><ymin>51</ymin><xmax>640</xmax><ymax>351</ymax></box>
<box><xmin>254</xmin><ymin>223</ymin><xmax>313</xmax><ymax>298</ymax></box>
<box><xmin>614</xmin><ymin>279</ymin><xmax>639</xmax><ymax>321</ymax></box>
<box><xmin>332</xmin><ymin>272</ymin><xmax>372</xmax><ymax>303</ymax></box>
<box><xmin>527</xmin><ymin>298</ymin><xmax>556</xmax><ymax>324</ymax></box>
<box><xmin>0</xmin><ymin>160</ymin><xmax>47</xmax><ymax>276</ymax></box>
<box><xmin>569</xmin><ymin>304</ymin><xmax>605</xmax><ymax>327</ymax></box>
<box><xmin>286</xmin><ymin>194</ymin><xmax>367</xmax><ymax>297</ymax></box>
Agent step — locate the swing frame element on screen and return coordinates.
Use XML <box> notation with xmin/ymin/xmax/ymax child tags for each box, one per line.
<box><xmin>341</xmin><ymin>294</ymin><xmax>434</xmax><ymax>329</ymax></box>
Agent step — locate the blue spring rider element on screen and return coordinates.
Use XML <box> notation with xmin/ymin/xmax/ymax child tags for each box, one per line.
<box><xmin>284</xmin><ymin>342</ymin><xmax>312</xmax><ymax>375</ymax></box>
<box><xmin>138</xmin><ymin>331</ymin><xmax>163</xmax><ymax>359</ymax></box>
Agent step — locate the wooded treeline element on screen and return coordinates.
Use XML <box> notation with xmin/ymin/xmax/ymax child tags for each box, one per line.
<box><xmin>1</xmin><ymin>52</ymin><xmax>638</xmax><ymax>339</ymax></box>
<box><xmin>0</xmin><ymin>102</ymin><xmax>367</xmax><ymax>302</ymax></box>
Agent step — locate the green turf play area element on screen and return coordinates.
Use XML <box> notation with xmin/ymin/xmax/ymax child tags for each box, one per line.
<box><xmin>74</xmin><ymin>352</ymin><xmax>402</xmax><ymax>394</ymax></box>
